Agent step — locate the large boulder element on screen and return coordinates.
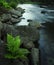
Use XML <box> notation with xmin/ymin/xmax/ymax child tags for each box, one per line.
<box><xmin>1</xmin><ymin>14</ymin><xmax>11</xmax><ymax>23</ymax></box>
<box><xmin>3</xmin><ymin>23</ymin><xmax>18</xmax><ymax>37</ymax></box>
<box><xmin>16</xmin><ymin>7</ymin><xmax>25</xmax><ymax>14</ymax></box>
<box><xmin>2</xmin><ymin>24</ymin><xmax>40</xmax><ymax>46</ymax></box>
<box><xmin>9</xmin><ymin>9</ymin><xmax>22</xmax><ymax>17</ymax></box>
<box><xmin>3</xmin><ymin>24</ymin><xmax>40</xmax><ymax>42</ymax></box>
<box><xmin>1</xmin><ymin>23</ymin><xmax>18</xmax><ymax>41</ymax></box>
<box><xmin>15</xmin><ymin>26</ymin><xmax>40</xmax><ymax>43</ymax></box>
<box><xmin>11</xmin><ymin>18</ymin><xmax>21</xmax><ymax>24</ymax></box>
<box><xmin>1</xmin><ymin>13</ymin><xmax>21</xmax><ymax>24</ymax></box>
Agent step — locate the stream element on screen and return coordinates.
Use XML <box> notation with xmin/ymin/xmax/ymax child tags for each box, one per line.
<box><xmin>17</xmin><ymin>4</ymin><xmax>54</xmax><ymax>65</ymax></box>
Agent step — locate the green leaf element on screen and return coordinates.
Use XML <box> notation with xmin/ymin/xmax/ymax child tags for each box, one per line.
<box><xmin>5</xmin><ymin>54</ymin><xmax>14</xmax><ymax>59</ymax></box>
<box><xmin>18</xmin><ymin>48</ymin><xmax>30</xmax><ymax>55</ymax></box>
<box><xmin>17</xmin><ymin>55</ymin><xmax>27</xmax><ymax>59</ymax></box>
<box><xmin>7</xmin><ymin>34</ymin><xmax>14</xmax><ymax>52</ymax></box>
<box><xmin>14</xmin><ymin>36</ymin><xmax>21</xmax><ymax>48</ymax></box>
<box><xmin>7</xmin><ymin>34</ymin><xmax>14</xmax><ymax>45</ymax></box>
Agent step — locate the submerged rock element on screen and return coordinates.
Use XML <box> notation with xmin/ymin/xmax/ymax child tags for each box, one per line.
<box><xmin>41</xmin><ymin>10</ymin><xmax>47</xmax><ymax>14</ymax></box>
<box><xmin>27</xmin><ymin>19</ymin><xmax>33</xmax><ymax>22</ymax></box>
<box><xmin>29</xmin><ymin>21</ymin><xmax>42</xmax><ymax>29</ymax></box>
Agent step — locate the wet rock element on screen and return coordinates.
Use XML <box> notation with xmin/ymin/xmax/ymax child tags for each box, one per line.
<box><xmin>1</xmin><ymin>14</ymin><xmax>11</xmax><ymax>23</ymax></box>
<box><xmin>2</xmin><ymin>24</ymin><xmax>40</xmax><ymax>45</ymax></box>
<box><xmin>41</xmin><ymin>10</ymin><xmax>47</xmax><ymax>14</ymax></box>
<box><xmin>27</xmin><ymin>19</ymin><xmax>33</xmax><ymax>22</ymax></box>
<box><xmin>1</xmin><ymin>22</ymin><xmax>40</xmax><ymax>47</ymax></box>
<box><xmin>31</xmin><ymin>48</ymin><xmax>39</xmax><ymax>65</ymax></box>
<box><xmin>9</xmin><ymin>9</ymin><xmax>22</xmax><ymax>17</ymax></box>
<box><xmin>11</xmin><ymin>14</ymin><xmax>18</xmax><ymax>19</ymax></box>
<box><xmin>29</xmin><ymin>21</ymin><xmax>42</xmax><ymax>29</ymax></box>
<box><xmin>40</xmin><ymin>5</ymin><xmax>47</xmax><ymax>8</ymax></box>
<box><xmin>6</xmin><ymin>21</ymin><xmax>12</xmax><ymax>25</ymax></box>
<box><xmin>15</xmin><ymin>26</ymin><xmax>40</xmax><ymax>43</ymax></box>
<box><xmin>23</xmin><ymin>41</ymin><xmax>35</xmax><ymax>49</ymax></box>
<box><xmin>20</xmin><ymin>17</ymin><xmax>25</xmax><ymax>19</ymax></box>
<box><xmin>1</xmin><ymin>23</ymin><xmax>19</xmax><ymax>42</ymax></box>
<box><xmin>3</xmin><ymin>23</ymin><xmax>18</xmax><ymax>37</ymax></box>
<box><xmin>16</xmin><ymin>7</ymin><xmax>25</xmax><ymax>14</ymax></box>
<box><xmin>11</xmin><ymin>18</ymin><xmax>21</xmax><ymax>24</ymax></box>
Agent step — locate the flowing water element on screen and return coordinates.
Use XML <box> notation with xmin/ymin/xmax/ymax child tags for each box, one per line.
<box><xmin>17</xmin><ymin>4</ymin><xmax>54</xmax><ymax>65</ymax></box>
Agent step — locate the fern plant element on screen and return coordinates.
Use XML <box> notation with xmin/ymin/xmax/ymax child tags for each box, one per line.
<box><xmin>5</xmin><ymin>34</ymin><xmax>29</xmax><ymax>59</ymax></box>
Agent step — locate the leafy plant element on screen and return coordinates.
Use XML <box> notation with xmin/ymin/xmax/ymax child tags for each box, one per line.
<box><xmin>5</xmin><ymin>34</ymin><xmax>29</xmax><ymax>59</ymax></box>
<box><xmin>9</xmin><ymin>1</ymin><xmax>17</xmax><ymax>8</ymax></box>
<box><xmin>0</xmin><ymin>0</ymin><xmax>11</xmax><ymax>9</ymax></box>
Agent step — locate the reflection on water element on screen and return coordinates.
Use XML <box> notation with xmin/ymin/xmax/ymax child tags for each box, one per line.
<box><xmin>39</xmin><ymin>28</ymin><xmax>54</xmax><ymax>65</ymax></box>
<box><xmin>17</xmin><ymin>4</ymin><xmax>54</xmax><ymax>65</ymax></box>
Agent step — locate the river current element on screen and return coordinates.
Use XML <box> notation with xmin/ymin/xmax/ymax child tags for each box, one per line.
<box><xmin>17</xmin><ymin>4</ymin><xmax>54</xmax><ymax>65</ymax></box>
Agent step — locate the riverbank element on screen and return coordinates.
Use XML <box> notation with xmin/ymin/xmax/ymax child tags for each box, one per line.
<box><xmin>0</xmin><ymin>4</ymin><xmax>40</xmax><ymax>65</ymax></box>
<box><xmin>0</xmin><ymin>3</ymin><xmax>54</xmax><ymax>65</ymax></box>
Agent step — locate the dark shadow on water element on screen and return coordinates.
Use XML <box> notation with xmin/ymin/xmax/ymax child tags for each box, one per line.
<box><xmin>39</xmin><ymin>23</ymin><xmax>54</xmax><ymax>65</ymax></box>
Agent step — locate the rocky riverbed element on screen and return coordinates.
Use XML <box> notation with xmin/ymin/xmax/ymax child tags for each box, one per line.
<box><xmin>0</xmin><ymin>6</ymin><xmax>40</xmax><ymax>65</ymax></box>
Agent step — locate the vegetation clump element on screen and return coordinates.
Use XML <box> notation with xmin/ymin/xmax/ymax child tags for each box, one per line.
<box><xmin>0</xmin><ymin>0</ymin><xmax>11</xmax><ymax>10</ymax></box>
<box><xmin>4</xmin><ymin>34</ymin><xmax>29</xmax><ymax>59</ymax></box>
